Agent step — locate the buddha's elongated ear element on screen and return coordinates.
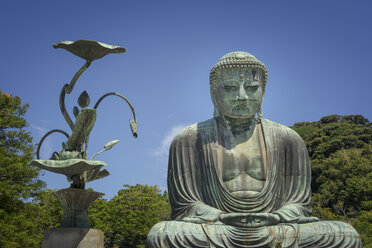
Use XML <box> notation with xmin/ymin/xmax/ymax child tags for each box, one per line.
<box><xmin>257</xmin><ymin>89</ymin><xmax>265</xmax><ymax>120</ymax></box>
<box><xmin>210</xmin><ymin>85</ymin><xmax>220</xmax><ymax>117</ymax></box>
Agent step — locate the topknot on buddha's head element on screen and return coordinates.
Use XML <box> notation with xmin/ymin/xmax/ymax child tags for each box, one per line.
<box><xmin>210</xmin><ymin>51</ymin><xmax>268</xmax><ymax>87</ymax></box>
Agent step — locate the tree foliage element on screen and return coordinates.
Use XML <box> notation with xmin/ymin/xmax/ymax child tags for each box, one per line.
<box><xmin>291</xmin><ymin>114</ymin><xmax>372</xmax><ymax>246</ymax></box>
<box><xmin>89</xmin><ymin>184</ymin><xmax>171</xmax><ymax>248</ymax></box>
<box><xmin>352</xmin><ymin>211</ymin><xmax>372</xmax><ymax>248</ymax></box>
<box><xmin>0</xmin><ymin>92</ymin><xmax>48</xmax><ymax>247</ymax></box>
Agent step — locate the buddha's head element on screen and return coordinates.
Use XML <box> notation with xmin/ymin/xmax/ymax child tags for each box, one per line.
<box><xmin>210</xmin><ymin>52</ymin><xmax>268</xmax><ymax>120</ymax></box>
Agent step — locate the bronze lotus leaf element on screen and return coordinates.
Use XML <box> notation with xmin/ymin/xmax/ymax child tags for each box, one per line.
<box><xmin>30</xmin><ymin>159</ymin><xmax>109</xmax><ymax>182</ymax></box>
<box><xmin>53</xmin><ymin>40</ymin><xmax>126</xmax><ymax>61</ymax></box>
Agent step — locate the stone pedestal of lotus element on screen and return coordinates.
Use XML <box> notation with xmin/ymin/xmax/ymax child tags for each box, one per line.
<box><xmin>54</xmin><ymin>188</ymin><xmax>104</xmax><ymax>228</ymax></box>
<box><xmin>31</xmin><ymin>40</ymin><xmax>137</xmax><ymax>234</ymax></box>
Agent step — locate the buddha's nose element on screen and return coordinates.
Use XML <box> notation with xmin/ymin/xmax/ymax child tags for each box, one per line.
<box><xmin>237</xmin><ymin>85</ymin><xmax>248</xmax><ymax>100</ymax></box>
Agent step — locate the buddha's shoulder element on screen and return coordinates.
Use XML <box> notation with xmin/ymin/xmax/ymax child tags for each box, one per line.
<box><xmin>262</xmin><ymin>118</ymin><xmax>304</xmax><ymax>142</ymax></box>
<box><xmin>172</xmin><ymin>118</ymin><xmax>215</xmax><ymax>143</ymax></box>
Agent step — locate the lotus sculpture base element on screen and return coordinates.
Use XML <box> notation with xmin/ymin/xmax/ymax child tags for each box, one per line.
<box><xmin>53</xmin><ymin>188</ymin><xmax>104</xmax><ymax>228</ymax></box>
<box><xmin>30</xmin><ymin>159</ymin><xmax>110</xmax><ymax>183</ymax></box>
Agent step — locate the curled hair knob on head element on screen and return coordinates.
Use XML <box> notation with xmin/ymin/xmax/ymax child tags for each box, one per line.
<box><xmin>209</xmin><ymin>51</ymin><xmax>268</xmax><ymax>88</ymax></box>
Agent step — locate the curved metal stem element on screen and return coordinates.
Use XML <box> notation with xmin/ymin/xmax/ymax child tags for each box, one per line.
<box><xmin>93</xmin><ymin>92</ymin><xmax>137</xmax><ymax>123</ymax></box>
<box><xmin>94</xmin><ymin>92</ymin><xmax>138</xmax><ymax>138</ymax></box>
<box><xmin>67</xmin><ymin>61</ymin><xmax>91</xmax><ymax>94</ymax></box>
<box><xmin>36</xmin><ymin>129</ymin><xmax>70</xmax><ymax>159</ymax></box>
<box><xmin>90</xmin><ymin>147</ymin><xmax>112</xmax><ymax>160</ymax></box>
<box><xmin>59</xmin><ymin>61</ymin><xmax>92</xmax><ymax>131</ymax></box>
<box><xmin>59</xmin><ymin>84</ymin><xmax>75</xmax><ymax>130</ymax></box>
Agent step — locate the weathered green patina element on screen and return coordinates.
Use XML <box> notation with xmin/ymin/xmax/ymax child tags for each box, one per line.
<box><xmin>146</xmin><ymin>52</ymin><xmax>363</xmax><ymax>247</ymax></box>
<box><xmin>31</xmin><ymin>40</ymin><xmax>137</xmax><ymax>228</ymax></box>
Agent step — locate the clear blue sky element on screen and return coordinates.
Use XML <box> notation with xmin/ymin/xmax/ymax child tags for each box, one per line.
<box><xmin>1</xmin><ymin>1</ymin><xmax>371</xmax><ymax>199</ymax></box>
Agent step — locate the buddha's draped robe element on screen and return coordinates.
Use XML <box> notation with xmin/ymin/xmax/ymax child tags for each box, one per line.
<box><xmin>146</xmin><ymin>118</ymin><xmax>362</xmax><ymax>248</ymax></box>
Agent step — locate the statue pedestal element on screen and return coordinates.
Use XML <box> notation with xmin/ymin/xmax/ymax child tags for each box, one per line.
<box><xmin>53</xmin><ymin>188</ymin><xmax>104</xmax><ymax>228</ymax></box>
<box><xmin>42</xmin><ymin>228</ymin><xmax>104</xmax><ymax>248</ymax></box>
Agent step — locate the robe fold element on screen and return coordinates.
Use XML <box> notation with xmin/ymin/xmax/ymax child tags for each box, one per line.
<box><xmin>146</xmin><ymin>118</ymin><xmax>362</xmax><ymax>248</ymax></box>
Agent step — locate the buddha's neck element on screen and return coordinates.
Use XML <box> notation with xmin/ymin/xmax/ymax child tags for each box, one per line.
<box><xmin>219</xmin><ymin>115</ymin><xmax>257</xmax><ymax>144</ymax></box>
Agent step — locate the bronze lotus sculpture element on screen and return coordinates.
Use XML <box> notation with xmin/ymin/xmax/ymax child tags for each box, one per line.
<box><xmin>31</xmin><ymin>40</ymin><xmax>137</xmax><ymax>228</ymax></box>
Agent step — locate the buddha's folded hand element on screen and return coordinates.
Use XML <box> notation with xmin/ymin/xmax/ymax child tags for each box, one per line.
<box><xmin>220</xmin><ymin>212</ymin><xmax>280</xmax><ymax>228</ymax></box>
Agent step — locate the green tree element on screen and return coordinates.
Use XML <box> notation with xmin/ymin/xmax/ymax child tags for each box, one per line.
<box><xmin>311</xmin><ymin>148</ymin><xmax>372</xmax><ymax>217</ymax></box>
<box><xmin>95</xmin><ymin>184</ymin><xmax>171</xmax><ymax>248</ymax></box>
<box><xmin>352</xmin><ymin>211</ymin><xmax>372</xmax><ymax>248</ymax></box>
<box><xmin>35</xmin><ymin>189</ymin><xmax>64</xmax><ymax>230</ymax></box>
<box><xmin>0</xmin><ymin>92</ymin><xmax>46</xmax><ymax>247</ymax></box>
<box><xmin>89</xmin><ymin>195</ymin><xmax>109</xmax><ymax>232</ymax></box>
<box><xmin>291</xmin><ymin>114</ymin><xmax>372</xmax><ymax>246</ymax></box>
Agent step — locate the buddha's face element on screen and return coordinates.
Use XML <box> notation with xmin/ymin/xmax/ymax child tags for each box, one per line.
<box><xmin>213</xmin><ymin>68</ymin><xmax>263</xmax><ymax>119</ymax></box>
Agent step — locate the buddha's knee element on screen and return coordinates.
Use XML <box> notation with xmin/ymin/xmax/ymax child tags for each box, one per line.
<box><xmin>298</xmin><ymin>221</ymin><xmax>362</xmax><ymax>247</ymax></box>
<box><xmin>146</xmin><ymin>221</ymin><xmax>167</xmax><ymax>248</ymax></box>
<box><xmin>299</xmin><ymin>220</ymin><xmax>359</xmax><ymax>235</ymax></box>
<box><xmin>147</xmin><ymin>221</ymin><xmax>167</xmax><ymax>234</ymax></box>
<box><xmin>146</xmin><ymin>221</ymin><xmax>208</xmax><ymax>248</ymax></box>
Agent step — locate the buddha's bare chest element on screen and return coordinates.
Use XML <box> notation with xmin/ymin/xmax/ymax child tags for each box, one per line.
<box><xmin>218</xmin><ymin>133</ymin><xmax>266</xmax><ymax>194</ymax></box>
